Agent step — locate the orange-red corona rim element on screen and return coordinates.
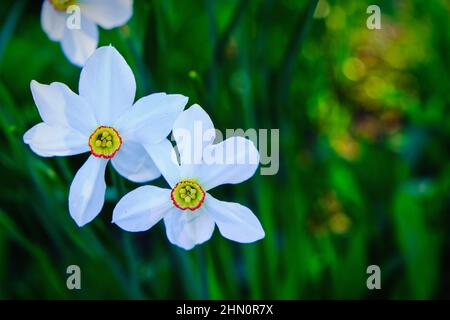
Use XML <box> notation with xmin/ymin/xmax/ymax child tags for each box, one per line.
<box><xmin>171</xmin><ymin>179</ymin><xmax>206</xmax><ymax>211</ymax></box>
<box><xmin>88</xmin><ymin>126</ymin><xmax>122</xmax><ymax>159</ymax></box>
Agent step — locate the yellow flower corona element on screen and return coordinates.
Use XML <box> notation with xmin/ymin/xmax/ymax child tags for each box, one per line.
<box><xmin>171</xmin><ymin>179</ymin><xmax>205</xmax><ymax>211</ymax></box>
<box><xmin>49</xmin><ymin>0</ymin><xmax>77</xmax><ymax>11</ymax></box>
<box><xmin>88</xmin><ymin>126</ymin><xmax>122</xmax><ymax>159</ymax></box>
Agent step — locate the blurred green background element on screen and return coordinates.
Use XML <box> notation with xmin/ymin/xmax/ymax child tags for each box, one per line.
<box><xmin>0</xmin><ymin>0</ymin><xmax>449</xmax><ymax>299</ymax></box>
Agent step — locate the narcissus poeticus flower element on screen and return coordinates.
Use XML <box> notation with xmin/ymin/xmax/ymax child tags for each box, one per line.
<box><xmin>23</xmin><ymin>46</ymin><xmax>188</xmax><ymax>226</ymax></box>
<box><xmin>112</xmin><ymin>105</ymin><xmax>265</xmax><ymax>250</ymax></box>
<box><xmin>41</xmin><ymin>0</ymin><xmax>133</xmax><ymax>66</ymax></box>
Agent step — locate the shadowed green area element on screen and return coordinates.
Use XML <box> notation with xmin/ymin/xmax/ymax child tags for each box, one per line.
<box><xmin>0</xmin><ymin>0</ymin><xmax>449</xmax><ymax>299</ymax></box>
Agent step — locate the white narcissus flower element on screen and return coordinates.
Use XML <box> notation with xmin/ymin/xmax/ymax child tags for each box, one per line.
<box><xmin>23</xmin><ymin>46</ymin><xmax>188</xmax><ymax>227</ymax></box>
<box><xmin>112</xmin><ymin>105</ymin><xmax>265</xmax><ymax>250</ymax></box>
<box><xmin>41</xmin><ymin>0</ymin><xmax>133</xmax><ymax>66</ymax></box>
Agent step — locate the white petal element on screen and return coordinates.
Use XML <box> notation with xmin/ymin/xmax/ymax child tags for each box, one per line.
<box><xmin>80</xmin><ymin>0</ymin><xmax>133</xmax><ymax>29</ymax></box>
<box><xmin>41</xmin><ymin>0</ymin><xmax>66</xmax><ymax>41</ymax></box>
<box><xmin>23</xmin><ymin>123</ymin><xmax>89</xmax><ymax>157</ymax></box>
<box><xmin>144</xmin><ymin>139</ymin><xmax>180</xmax><ymax>188</ymax></box>
<box><xmin>30</xmin><ymin>80</ymin><xmax>97</xmax><ymax>136</ymax></box>
<box><xmin>115</xmin><ymin>92</ymin><xmax>187</xmax><ymax>144</ymax></box>
<box><xmin>172</xmin><ymin>104</ymin><xmax>216</xmax><ymax>177</ymax></box>
<box><xmin>205</xmin><ymin>194</ymin><xmax>264</xmax><ymax>243</ymax></box>
<box><xmin>195</xmin><ymin>137</ymin><xmax>260</xmax><ymax>191</ymax></box>
<box><xmin>163</xmin><ymin>207</ymin><xmax>215</xmax><ymax>250</ymax></box>
<box><xmin>113</xmin><ymin>185</ymin><xmax>172</xmax><ymax>232</ymax></box>
<box><xmin>61</xmin><ymin>15</ymin><xmax>99</xmax><ymax>67</ymax></box>
<box><xmin>111</xmin><ymin>140</ymin><xmax>160</xmax><ymax>183</ymax></box>
<box><xmin>79</xmin><ymin>46</ymin><xmax>136</xmax><ymax>124</ymax></box>
<box><xmin>69</xmin><ymin>155</ymin><xmax>108</xmax><ymax>226</ymax></box>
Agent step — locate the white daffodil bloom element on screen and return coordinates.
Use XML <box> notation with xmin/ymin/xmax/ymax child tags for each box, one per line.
<box><xmin>112</xmin><ymin>105</ymin><xmax>265</xmax><ymax>250</ymax></box>
<box><xmin>23</xmin><ymin>46</ymin><xmax>188</xmax><ymax>227</ymax></box>
<box><xmin>41</xmin><ymin>0</ymin><xmax>133</xmax><ymax>66</ymax></box>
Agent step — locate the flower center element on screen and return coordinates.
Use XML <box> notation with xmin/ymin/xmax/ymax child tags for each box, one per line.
<box><xmin>171</xmin><ymin>179</ymin><xmax>205</xmax><ymax>211</ymax></box>
<box><xmin>49</xmin><ymin>0</ymin><xmax>77</xmax><ymax>11</ymax></box>
<box><xmin>88</xmin><ymin>126</ymin><xmax>122</xmax><ymax>159</ymax></box>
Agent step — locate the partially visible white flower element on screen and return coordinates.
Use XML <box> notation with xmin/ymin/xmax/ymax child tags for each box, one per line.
<box><xmin>41</xmin><ymin>0</ymin><xmax>133</xmax><ymax>66</ymax></box>
<box><xmin>113</xmin><ymin>105</ymin><xmax>265</xmax><ymax>250</ymax></box>
<box><xmin>23</xmin><ymin>46</ymin><xmax>188</xmax><ymax>226</ymax></box>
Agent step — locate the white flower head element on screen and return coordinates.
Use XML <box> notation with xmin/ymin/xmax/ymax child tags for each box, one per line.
<box><xmin>113</xmin><ymin>105</ymin><xmax>265</xmax><ymax>250</ymax></box>
<box><xmin>41</xmin><ymin>0</ymin><xmax>133</xmax><ymax>66</ymax></box>
<box><xmin>23</xmin><ymin>45</ymin><xmax>188</xmax><ymax>227</ymax></box>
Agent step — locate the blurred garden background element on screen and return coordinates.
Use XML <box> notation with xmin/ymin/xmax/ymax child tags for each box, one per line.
<box><xmin>0</xmin><ymin>0</ymin><xmax>449</xmax><ymax>299</ymax></box>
